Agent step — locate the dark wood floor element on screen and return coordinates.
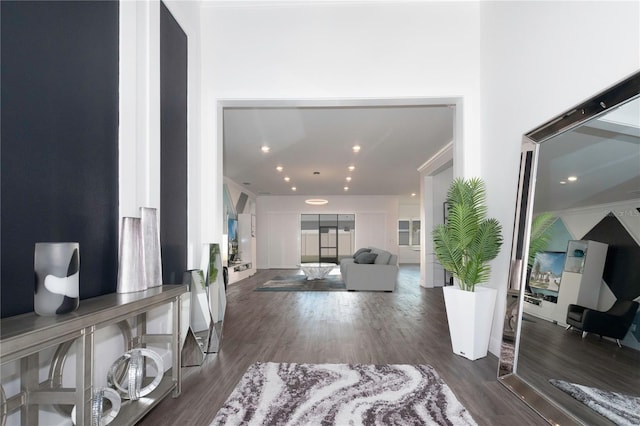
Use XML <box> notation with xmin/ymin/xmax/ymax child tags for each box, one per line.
<box><xmin>139</xmin><ymin>266</ymin><xmax>545</xmax><ymax>425</ymax></box>
<box><xmin>518</xmin><ymin>312</ymin><xmax>640</xmax><ymax>425</ymax></box>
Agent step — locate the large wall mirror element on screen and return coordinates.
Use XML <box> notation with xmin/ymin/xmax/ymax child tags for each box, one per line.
<box><xmin>498</xmin><ymin>71</ymin><xmax>640</xmax><ymax>425</ymax></box>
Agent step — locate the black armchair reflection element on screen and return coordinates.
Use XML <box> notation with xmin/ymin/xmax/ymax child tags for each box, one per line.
<box><xmin>566</xmin><ymin>300</ymin><xmax>639</xmax><ymax>347</ymax></box>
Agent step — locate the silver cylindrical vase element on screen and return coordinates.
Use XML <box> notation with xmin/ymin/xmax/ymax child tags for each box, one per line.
<box><xmin>140</xmin><ymin>207</ymin><xmax>162</xmax><ymax>288</ymax></box>
<box><xmin>34</xmin><ymin>242</ymin><xmax>80</xmax><ymax>316</ymax></box>
<box><xmin>117</xmin><ymin>217</ymin><xmax>146</xmax><ymax>293</ymax></box>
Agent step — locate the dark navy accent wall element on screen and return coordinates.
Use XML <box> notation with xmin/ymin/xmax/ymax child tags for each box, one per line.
<box><xmin>1</xmin><ymin>1</ymin><xmax>120</xmax><ymax>318</ymax></box>
<box><xmin>582</xmin><ymin>213</ymin><xmax>640</xmax><ymax>301</ymax></box>
<box><xmin>160</xmin><ymin>2</ymin><xmax>188</xmax><ymax>284</ymax></box>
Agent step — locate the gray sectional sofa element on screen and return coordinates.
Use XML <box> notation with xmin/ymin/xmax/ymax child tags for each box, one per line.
<box><xmin>339</xmin><ymin>247</ymin><xmax>399</xmax><ymax>291</ymax></box>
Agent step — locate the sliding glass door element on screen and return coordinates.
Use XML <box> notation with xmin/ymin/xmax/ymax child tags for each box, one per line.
<box><xmin>301</xmin><ymin>214</ymin><xmax>355</xmax><ymax>264</ymax></box>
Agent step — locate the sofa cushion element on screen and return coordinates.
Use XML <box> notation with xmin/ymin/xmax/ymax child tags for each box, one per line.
<box><xmin>353</xmin><ymin>247</ymin><xmax>371</xmax><ymax>258</ymax></box>
<box><xmin>354</xmin><ymin>252</ymin><xmax>377</xmax><ymax>264</ymax></box>
<box><xmin>371</xmin><ymin>248</ymin><xmax>391</xmax><ymax>265</ymax></box>
<box><xmin>340</xmin><ymin>258</ymin><xmax>355</xmax><ymax>267</ymax></box>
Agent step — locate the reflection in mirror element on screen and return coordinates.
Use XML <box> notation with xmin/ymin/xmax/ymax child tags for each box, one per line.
<box><xmin>499</xmin><ymin>71</ymin><xmax>640</xmax><ymax>425</ymax></box>
<box><xmin>181</xmin><ymin>244</ymin><xmax>227</xmax><ymax>366</ymax></box>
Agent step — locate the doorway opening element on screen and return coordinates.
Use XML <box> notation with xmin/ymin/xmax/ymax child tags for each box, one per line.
<box><xmin>219</xmin><ymin>97</ymin><xmax>462</xmax><ymax>272</ymax></box>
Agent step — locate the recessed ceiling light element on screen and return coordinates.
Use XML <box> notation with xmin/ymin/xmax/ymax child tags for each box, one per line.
<box><xmin>567</xmin><ymin>176</ymin><xmax>578</xmax><ymax>182</ymax></box>
<box><xmin>352</xmin><ymin>145</ymin><xmax>361</xmax><ymax>153</ymax></box>
<box><xmin>348</xmin><ymin>165</ymin><xmax>355</xmax><ymax>171</ymax></box>
<box><xmin>411</xmin><ymin>193</ymin><xmax>416</xmax><ymax>197</ymax></box>
<box><xmin>560</xmin><ymin>181</ymin><xmax>567</xmax><ymax>185</ymax></box>
<box><xmin>344</xmin><ymin>186</ymin><xmax>349</xmax><ymax>191</ymax></box>
<box><xmin>261</xmin><ymin>145</ymin><xmax>270</xmax><ymax>153</ymax></box>
<box><xmin>276</xmin><ymin>166</ymin><xmax>283</xmax><ymax>172</ymax></box>
<box><xmin>345</xmin><ymin>176</ymin><xmax>352</xmax><ymax>182</ymax></box>
<box><xmin>291</xmin><ymin>186</ymin><xmax>297</xmax><ymax>191</ymax></box>
<box><xmin>284</xmin><ymin>176</ymin><xmax>290</xmax><ymax>182</ymax></box>
<box><xmin>305</xmin><ymin>199</ymin><xmax>328</xmax><ymax>205</ymax></box>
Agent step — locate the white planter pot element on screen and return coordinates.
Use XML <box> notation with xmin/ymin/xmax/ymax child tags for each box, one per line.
<box><xmin>443</xmin><ymin>285</ymin><xmax>497</xmax><ymax>360</ymax></box>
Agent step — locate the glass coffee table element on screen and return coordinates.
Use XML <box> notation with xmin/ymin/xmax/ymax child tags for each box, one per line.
<box><xmin>299</xmin><ymin>262</ymin><xmax>337</xmax><ymax>280</ymax></box>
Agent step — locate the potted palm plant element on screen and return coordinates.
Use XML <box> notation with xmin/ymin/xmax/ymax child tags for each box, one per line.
<box><xmin>432</xmin><ymin>177</ymin><xmax>503</xmax><ymax>360</ymax></box>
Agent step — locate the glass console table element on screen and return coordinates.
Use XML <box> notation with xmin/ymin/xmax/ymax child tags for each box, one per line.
<box><xmin>0</xmin><ymin>285</ymin><xmax>186</xmax><ymax>425</ymax></box>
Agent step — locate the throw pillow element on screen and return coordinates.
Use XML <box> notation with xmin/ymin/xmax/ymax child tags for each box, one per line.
<box><xmin>354</xmin><ymin>252</ymin><xmax>377</xmax><ymax>264</ymax></box>
<box><xmin>373</xmin><ymin>250</ymin><xmax>391</xmax><ymax>265</ymax></box>
<box><xmin>353</xmin><ymin>248</ymin><xmax>371</xmax><ymax>258</ymax></box>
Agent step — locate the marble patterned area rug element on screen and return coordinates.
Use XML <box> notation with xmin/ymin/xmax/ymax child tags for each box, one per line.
<box><xmin>550</xmin><ymin>379</ymin><xmax>640</xmax><ymax>426</ymax></box>
<box><xmin>255</xmin><ymin>275</ymin><xmax>346</xmax><ymax>292</ymax></box>
<box><xmin>211</xmin><ymin>362</ymin><xmax>477</xmax><ymax>426</ymax></box>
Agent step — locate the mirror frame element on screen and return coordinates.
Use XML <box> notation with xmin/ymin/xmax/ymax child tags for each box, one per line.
<box><xmin>497</xmin><ymin>70</ymin><xmax>640</xmax><ymax>425</ymax></box>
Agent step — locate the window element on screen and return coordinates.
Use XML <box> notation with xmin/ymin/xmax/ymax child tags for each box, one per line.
<box><xmin>399</xmin><ymin>219</ymin><xmax>420</xmax><ymax>246</ymax></box>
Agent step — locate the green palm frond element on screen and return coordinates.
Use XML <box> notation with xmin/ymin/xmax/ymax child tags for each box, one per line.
<box><xmin>527</xmin><ymin>213</ymin><xmax>557</xmax><ymax>268</ymax></box>
<box><xmin>432</xmin><ymin>178</ymin><xmax>503</xmax><ymax>291</ymax></box>
<box><xmin>447</xmin><ymin>203</ymin><xmax>476</xmax><ymax>249</ymax></box>
<box><xmin>432</xmin><ymin>224</ymin><xmax>463</xmax><ymax>273</ymax></box>
<box><xmin>470</xmin><ymin>218</ymin><xmax>503</xmax><ymax>262</ymax></box>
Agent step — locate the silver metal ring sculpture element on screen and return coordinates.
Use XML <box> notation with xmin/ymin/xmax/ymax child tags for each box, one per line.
<box><xmin>48</xmin><ymin>320</ymin><xmax>132</xmax><ymax>417</ymax></box>
<box><xmin>71</xmin><ymin>387</ymin><xmax>121</xmax><ymax>426</ymax></box>
<box><xmin>106</xmin><ymin>348</ymin><xmax>164</xmax><ymax>400</ymax></box>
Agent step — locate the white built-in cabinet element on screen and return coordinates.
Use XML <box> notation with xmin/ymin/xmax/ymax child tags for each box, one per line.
<box><xmin>228</xmin><ymin>213</ymin><xmax>256</xmax><ymax>284</ymax></box>
<box><xmin>524</xmin><ymin>240</ymin><xmax>608</xmax><ymax>325</ymax></box>
<box><xmin>555</xmin><ymin>240</ymin><xmax>608</xmax><ymax>326</ymax></box>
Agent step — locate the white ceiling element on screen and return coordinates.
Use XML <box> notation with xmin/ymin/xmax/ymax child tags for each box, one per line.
<box><xmin>534</xmin><ymin>97</ymin><xmax>640</xmax><ymax>213</ymax></box>
<box><xmin>222</xmin><ymin>105</ymin><xmax>455</xmax><ymax>198</ymax></box>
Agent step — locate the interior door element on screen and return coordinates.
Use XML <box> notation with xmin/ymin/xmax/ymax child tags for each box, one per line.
<box><xmin>319</xmin><ymin>226</ymin><xmax>338</xmax><ymax>264</ymax></box>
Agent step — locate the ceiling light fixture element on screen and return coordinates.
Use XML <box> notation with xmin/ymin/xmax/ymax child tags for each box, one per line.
<box><xmin>560</xmin><ymin>181</ymin><xmax>567</xmax><ymax>185</ymax></box>
<box><xmin>352</xmin><ymin>145</ymin><xmax>361</xmax><ymax>153</ymax></box>
<box><xmin>348</xmin><ymin>165</ymin><xmax>355</xmax><ymax>171</ymax></box>
<box><xmin>276</xmin><ymin>166</ymin><xmax>283</xmax><ymax>172</ymax></box>
<box><xmin>346</xmin><ymin>176</ymin><xmax>352</xmax><ymax>182</ymax></box>
<box><xmin>567</xmin><ymin>176</ymin><xmax>578</xmax><ymax>182</ymax></box>
<box><xmin>284</xmin><ymin>176</ymin><xmax>290</xmax><ymax>182</ymax></box>
<box><xmin>344</xmin><ymin>186</ymin><xmax>349</xmax><ymax>191</ymax></box>
<box><xmin>261</xmin><ymin>145</ymin><xmax>270</xmax><ymax>153</ymax></box>
<box><xmin>291</xmin><ymin>187</ymin><xmax>297</xmax><ymax>191</ymax></box>
<box><xmin>411</xmin><ymin>193</ymin><xmax>416</xmax><ymax>197</ymax></box>
<box><xmin>305</xmin><ymin>199</ymin><xmax>328</xmax><ymax>205</ymax></box>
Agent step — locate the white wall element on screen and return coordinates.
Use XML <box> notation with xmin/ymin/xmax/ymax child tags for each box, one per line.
<box><xmin>429</xmin><ymin>166</ymin><xmax>454</xmax><ymax>286</ymax></box>
<box><xmin>202</xmin><ymin>1</ymin><xmax>482</xmax><ymax>180</ymax></box>
<box><xmin>480</xmin><ymin>1</ymin><xmax>640</xmax><ymax>354</ymax></box>
<box><xmin>256</xmin><ymin>195</ymin><xmax>398</xmax><ymax>268</ymax></box>
<box><xmin>224</xmin><ymin>177</ymin><xmax>257</xmax><ymax>216</ymax></box>
<box><xmin>120</xmin><ymin>0</ymin><xmax>203</xmax><ymax>268</ymax></box>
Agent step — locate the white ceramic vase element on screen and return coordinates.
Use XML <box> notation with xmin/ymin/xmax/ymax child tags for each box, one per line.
<box><xmin>34</xmin><ymin>242</ymin><xmax>80</xmax><ymax>316</ymax></box>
